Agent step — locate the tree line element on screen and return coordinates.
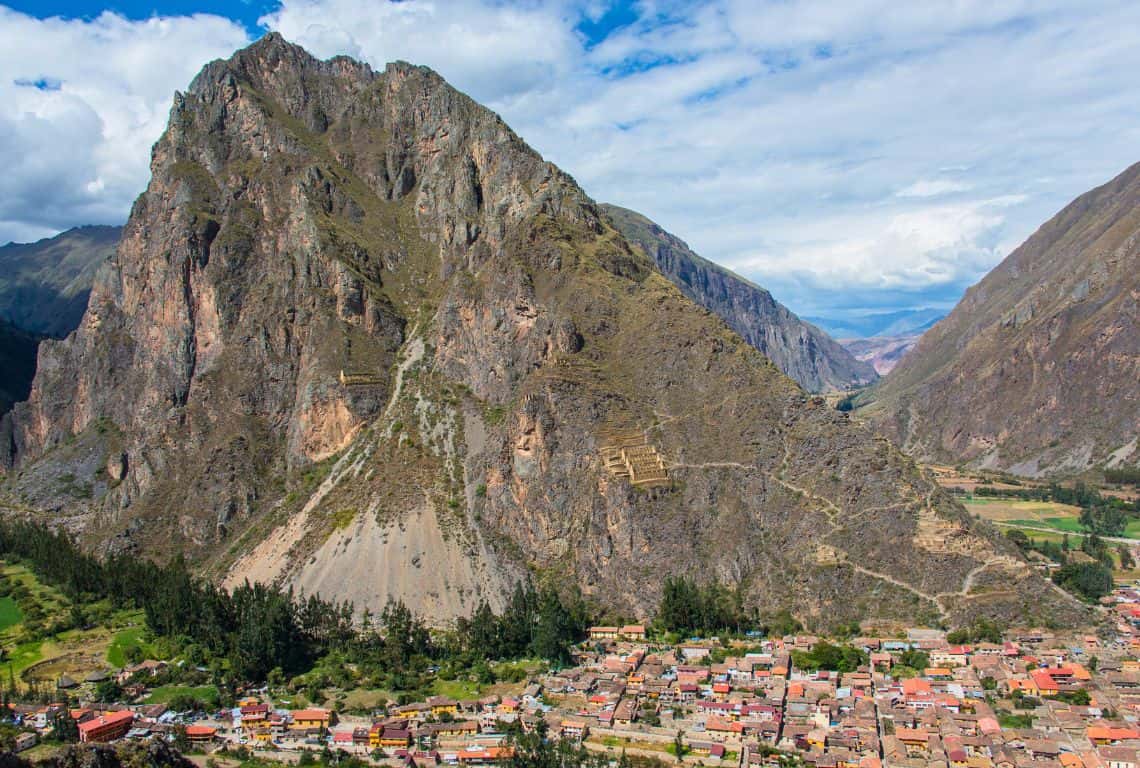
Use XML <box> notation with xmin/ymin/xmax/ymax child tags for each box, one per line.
<box><xmin>452</xmin><ymin>584</ymin><xmax>588</xmax><ymax>667</ymax></box>
<box><xmin>1004</xmin><ymin>528</ymin><xmax>1115</xmax><ymax>601</ymax></box>
<box><xmin>1105</xmin><ymin>468</ymin><xmax>1140</xmax><ymax>486</ymax></box>
<box><xmin>656</xmin><ymin>576</ymin><xmax>805</xmax><ymax>638</ymax></box>
<box><xmin>0</xmin><ymin>520</ymin><xmax>586</xmax><ymax>686</ymax></box>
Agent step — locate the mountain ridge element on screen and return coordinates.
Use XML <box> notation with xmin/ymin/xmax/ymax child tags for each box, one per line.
<box><xmin>602</xmin><ymin>204</ymin><xmax>877</xmax><ymax>393</ymax></box>
<box><xmin>0</xmin><ymin>224</ymin><xmax>120</xmax><ymax>338</ymax></box>
<box><xmin>0</xmin><ymin>33</ymin><xmax>1084</xmax><ymax>630</ymax></box>
<box><xmin>861</xmin><ymin>161</ymin><xmax>1140</xmax><ymax>476</ymax></box>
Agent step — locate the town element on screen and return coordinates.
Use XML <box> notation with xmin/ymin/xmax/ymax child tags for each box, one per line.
<box><xmin>10</xmin><ymin>585</ymin><xmax>1140</xmax><ymax>768</ymax></box>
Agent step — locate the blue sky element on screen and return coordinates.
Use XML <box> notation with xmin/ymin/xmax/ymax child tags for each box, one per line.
<box><xmin>3</xmin><ymin>0</ymin><xmax>1140</xmax><ymax>328</ymax></box>
<box><xmin>4</xmin><ymin>0</ymin><xmax>274</xmax><ymax>29</ymax></box>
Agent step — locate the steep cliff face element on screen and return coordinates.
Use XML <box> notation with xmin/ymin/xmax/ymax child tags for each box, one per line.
<box><xmin>603</xmin><ymin>204</ymin><xmax>877</xmax><ymax>393</ymax></box>
<box><xmin>862</xmin><ymin>163</ymin><xmax>1140</xmax><ymax>476</ymax></box>
<box><xmin>0</xmin><ymin>35</ymin><xmax>1083</xmax><ymax>630</ymax></box>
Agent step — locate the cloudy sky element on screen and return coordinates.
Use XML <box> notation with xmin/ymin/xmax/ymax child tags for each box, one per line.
<box><xmin>3</xmin><ymin>1</ymin><xmax>1140</xmax><ymax>326</ymax></box>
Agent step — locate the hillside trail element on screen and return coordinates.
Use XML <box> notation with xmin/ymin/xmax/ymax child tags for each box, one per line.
<box><xmin>654</xmin><ymin>397</ymin><xmax>1037</xmax><ymax>623</ymax></box>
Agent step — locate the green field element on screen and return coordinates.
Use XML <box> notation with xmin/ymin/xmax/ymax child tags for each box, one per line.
<box><xmin>106</xmin><ymin>621</ymin><xmax>153</xmax><ymax>667</ymax></box>
<box><xmin>1008</xmin><ymin>516</ymin><xmax>1084</xmax><ymax>533</ymax></box>
<box><xmin>144</xmin><ymin>684</ymin><xmax>220</xmax><ymax>707</ymax></box>
<box><xmin>963</xmin><ymin>498</ymin><xmax>1083</xmax><ymax>522</ymax></box>
<box><xmin>0</xmin><ymin>596</ymin><xmax>23</xmax><ymax>630</ymax></box>
<box><xmin>432</xmin><ymin>678</ymin><xmax>482</xmax><ymax>700</ymax></box>
<box><xmin>965</xmin><ymin>498</ymin><xmax>1140</xmax><ymax>539</ymax></box>
<box><xmin>6</xmin><ymin>639</ymin><xmax>44</xmax><ymax>676</ymax></box>
<box><xmin>0</xmin><ymin>562</ymin><xmax>162</xmax><ymax>689</ymax></box>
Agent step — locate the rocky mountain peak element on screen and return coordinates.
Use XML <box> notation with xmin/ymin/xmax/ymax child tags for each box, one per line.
<box><xmin>0</xmin><ymin>35</ymin><xmax>1085</xmax><ymax>630</ymax></box>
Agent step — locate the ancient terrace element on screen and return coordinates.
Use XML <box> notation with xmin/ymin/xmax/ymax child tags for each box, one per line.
<box><xmin>599</xmin><ymin>428</ymin><xmax>669</xmax><ymax>487</ymax></box>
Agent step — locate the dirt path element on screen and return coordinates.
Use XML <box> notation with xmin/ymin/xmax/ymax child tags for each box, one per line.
<box><xmin>653</xmin><ymin>400</ymin><xmax>1049</xmax><ymax>624</ymax></box>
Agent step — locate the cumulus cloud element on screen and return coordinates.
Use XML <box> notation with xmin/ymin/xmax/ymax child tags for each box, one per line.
<box><xmin>4</xmin><ymin>0</ymin><xmax>1140</xmax><ymax>323</ymax></box>
<box><xmin>0</xmin><ymin>7</ymin><xmax>249</xmax><ymax>243</ymax></box>
<box><xmin>261</xmin><ymin>0</ymin><xmax>582</xmax><ymax>103</ymax></box>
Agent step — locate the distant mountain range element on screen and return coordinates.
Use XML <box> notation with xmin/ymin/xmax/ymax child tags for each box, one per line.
<box><xmin>0</xmin><ymin>226</ymin><xmax>119</xmax><ymax>417</ymax></box>
<box><xmin>806</xmin><ymin>308</ymin><xmax>945</xmax><ymax>340</ymax></box>
<box><xmin>861</xmin><ymin>161</ymin><xmax>1140</xmax><ymax>476</ymax></box>
<box><xmin>0</xmin><ymin>225</ymin><xmax>120</xmax><ymax>337</ymax></box>
<box><xmin>840</xmin><ymin>334</ymin><xmax>924</xmax><ymax>376</ymax></box>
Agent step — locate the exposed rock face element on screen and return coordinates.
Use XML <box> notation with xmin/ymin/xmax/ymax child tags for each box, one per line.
<box><xmin>861</xmin><ymin>163</ymin><xmax>1140</xmax><ymax>476</ymax></box>
<box><xmin>603</xmin><ymin>204</ymin><xmax>878</xmax><ymax>394</ymax></box>
<box><xmin>3</xmin><ymin>738</ymin><xmax>196</xmax><ymax>768</ymax></box>
<box><xmin>0</xmin><ymin>35</ymin><xmax>1084</xmax><ymax>630</ymax></box>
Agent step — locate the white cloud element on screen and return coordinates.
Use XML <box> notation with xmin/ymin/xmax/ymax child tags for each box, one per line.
<box><xmin>897</xmin><ymin>180</ymin><xmax>972</xmax><ymax>198</ymax></box>
<box><xmin>4</xmin><ymin>0</ymin><xmax>1140</xmax><ymax>323</ymax></box>
<box><xmin>260</xmin><ymin>0</ymin><xmax>582</xmax><ymax>104</ymax></box>
<box><xmin>0</xmin><ymin>8</ymin><xmax>249</xmax><ymax>242</ymax></box>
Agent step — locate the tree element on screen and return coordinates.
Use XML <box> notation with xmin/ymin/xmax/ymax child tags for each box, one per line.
<box><xmin>792</xmin><ymin>641</ymin><xmax>867</xmax><ymax>673</ymax></box>
<box><xmin>674</xmin><ymin>729</ymin><xmax>686</xmax><ymax>763</ymax></box>
<box><xmin>898</xmin><ymin>649</ymin><xmax>929</xmax><ymax>670</ymax></box>
<box><xmin>764</xmin><ymin>610</ymin><xmax>803</xmax><ymax>638</ymax></box>
<box><xmin>532</xmin><ymin>588</ymin><xmax>574</xmax><ymax>665</ymax></box>
<box><xmin>51</xmin><ymin>710</ymin><xmax>79</xmax><ymax>743</ymax></box>
<box><xmin>1052</xmin><ymin>561</ymin><xmax>1113</xmax><ymax>601</ymax></box>
<box><xmin>173</xmin><ymin>725</ymin><xmax>191</xmax><ymax>754</ymax></box>
<box><xmin>94</xmin><ymin>679</ymin><xmax>123</xmax><ymax>703</ymax></box>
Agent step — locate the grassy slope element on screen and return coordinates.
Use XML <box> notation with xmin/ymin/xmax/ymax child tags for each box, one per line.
<box><xmin>0</xmin><ymin>561</ymin><xmax>154</xmax><ymax>688</ymax></box>
<box><xmin>0</xmin><ymin>596</ymin><xmax>22</xmax><ymax>630</ymax></box>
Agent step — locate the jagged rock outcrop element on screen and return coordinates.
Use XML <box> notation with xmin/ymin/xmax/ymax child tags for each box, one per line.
<box><xmin>603</xmin><ymin>204</ymin><xmax>877</xmax><ymax>393</ymax></box>
<box><xmin>861</xmin><ymin>162</ymin><xmax>1140</xmax><ymax>476</ymax></box>
<box><xmin>0</xmin><ymin>34</ymin><xmax>1086</xmax><ymax>630</ymax></box>
<box><xmin>0</xmin><ymin>738</ymin><xmax>194</xmax><ymax>768</ymax></box>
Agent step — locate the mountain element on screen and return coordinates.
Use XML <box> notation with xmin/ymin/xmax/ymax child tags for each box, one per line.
<box><xmin>0</xmin><ymin>34</ymin><xmax>1083</xmax><ymax>630</ymax></box>
<box><xmin>601</xmin><ymin>205</ymin><xmax>877</xmax><ymax>393</ymax></box>
<box><xmin>861</xmin><ymin>162</ymin><xmax>1140</xmax><ymax>476</ymax></box>
<box><xmin>806</xmin><ymin>309</ymin><xmax>945</xmax><ymax>340</ymax></box>
<box><xmin>0</xmin><ymin>320</ymin><xmax>41</xmax><ymax>417</ymax></box>
<box><xmin>840</xmin><ymin>334</ymin><xmax>923</xmax><ymax>376</ymax></box>
<box><xmin>0</xmin><ymin>225</ymin><xmax>120</xmax><ymax>337</ymax></box>
<box><xmin>0</xmin><ymin>226</ymin><xmax>118</xmax><ymax>419</ymax></box>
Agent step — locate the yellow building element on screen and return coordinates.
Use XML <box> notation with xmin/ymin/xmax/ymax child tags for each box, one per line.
<box><xmin>290</xmin><ymin>709</ymin><xmax>331</xmax><ymax>731</ymax></box>
<box><xmin>428</xmin><ymin>697</ymin><xmax>459</xmax><ymax>717</ymax></box>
